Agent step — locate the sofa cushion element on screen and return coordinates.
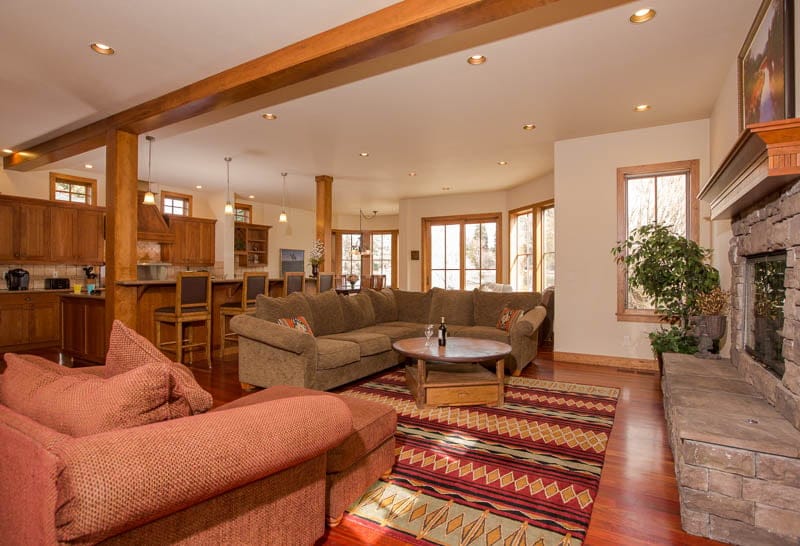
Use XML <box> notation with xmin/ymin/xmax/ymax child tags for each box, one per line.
<box><xmin>320</xmin><ymin>332</ymin><xmax>391</xmax><ymax>357</ymax></box>
<box><xmin>303</xmin><ymin>290</ymin><xmax>346</xmax><ymax>336</ymax></box>
<box><xmin>276</xmin><ymin>316</ymin><xmax>314</xmax><ymax>335</ymax></box>
<box><xmin>472</xmin><ymin>289</ymin><xmax>542</xmax><ymax>327</ymax></box>
<box><xmin>428</xmin><ymin>288</ymin><xmax>474</xmax><ymax>326</ymax></box>
<box><xmin>497</xmin><ymin>307</ymin><xmax>524</xmax><ymax>332</ymax></box>
<box><xmin>355</xmin><ymin>322</ymin><xmax>423</xmax><ymax>342</ymax></box>
<box><xmin>0</xmin><ymin>353</ymin><xmax>173</xmax><ymax>437</ymax></box>
<box><xmin>393</xmin><ymin>289</ymin><xmax>432</xmax><ymax>323</ymax></box>
<box><xmin>104</xmin><ymin>320</ymin><xmax>213</xmax><ymax>415</ymax></box>
<box><xmin>316</xmin><ymin>339</ymin><xmax>360</xmax><ymax>370</ymax></box>
<box><xmin>364</xmin><ymin>288</ymin><xmax>398</xmax><ymax>323</ymax></box>
<box><xmin>340</xmin><ymin>293</ymin><xmax>376</xmax><ymax>330</ymax></box>
<box><xmin>255</xmin><ymin>292</ymin><xmax>314</xmax><ymax>326</ymax></box>
<box><xmin>455</xmin><ymin>325</ymin><xmax>511</xmax><ymax>344</ymax></box>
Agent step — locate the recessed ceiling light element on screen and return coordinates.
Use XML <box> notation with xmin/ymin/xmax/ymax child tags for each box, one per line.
<box><xmin>1</xmin><ymin>149</ymin><xmax>13</xmax><ymax>154</ymax></box>
<box><xmin>629</xmin><ymin>8</ymin><xmax>656</xmax><ymax>24</ymax></box>
<box><xmin>261</xmin><ymin>113</ymin><xmax>277</xmax><ymax>120</ymax></box>
<box><xmin>90</xmin><ymin>42</ymin><xmax>115</xmax><ymax>55</ymax></box>
<box><xmin>467</xmin><ymin>55</ymin><xmax>487</xmax><ymax>65</ymax></box>
<box><xmin>441</xmin><ymin>186</ymin><xmax>452</xmax><ymax>191</ymax></box>
<box><xmin>84</xmin><ymin>164</ymin><xmax>93</xmax><ymax>169</ymax></box>
<box><xmin>497</xmin><ymin>160</ymin><xmax>509</xmax><ymax>166</ymax></box>
<box><xmin>408</xmin><ymin>171</ymin><xmax>417</xmax><ymax>177</ymax></box>
<box><xmin>634</xmin><ymin>104</ymin><xmax>651</xmax><ymax>112</ymax></box>
<box><xmin>195</xmin><ymin>185</ymin><xmax>203</xmax><ymax>189</ymax></box>
<box><xmin>248</xmin><ymin>195</ymin><xmax>255</xmax><ymax>199</ymax></box>
<box><xmin>522</xmin><ymin>124</ymin><xmax>536</xmax><ymax>131</ymax></box>
<box><xmin>359</xmin><ymin>152</ymin><xmax>369</xmax><ymax>157</ymax></box>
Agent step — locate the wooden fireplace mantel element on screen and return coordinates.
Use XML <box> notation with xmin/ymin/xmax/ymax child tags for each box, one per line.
<box><xmin>699</xmin><ymin>118</ymin><xmax>800</xmax><ymax>219</ymax></box>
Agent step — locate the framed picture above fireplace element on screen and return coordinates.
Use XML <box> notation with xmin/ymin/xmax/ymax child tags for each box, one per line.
<box><xmin>738</xmin><ymin>0</ymin><xmax>795</xmax><ymax>131</ymax></box>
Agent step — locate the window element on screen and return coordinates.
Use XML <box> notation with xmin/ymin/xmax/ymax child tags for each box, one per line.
<box><xmin>339</xmin><ymin>232</ymin><xmax>362</xmax><ymax>278</ymax></box>
<box><xmin>49</xmin><ymin>173</ymin><xmax>97</xmax><ymax>205</ymax></box>
<box><xmin>509</xmin><ymin>200</ymin><xmax>555</xmax><ymax>292</ymax></box>
<box><xmin>162</xmin><ymin>191</ymin><xmax>192</xmax><ymax>216</ymax></box>
<box><xmin>616</xmin><ymin>159</ymin><xmax>699</xmax><ymax>322</ymax></box>
<box><xmin>423</xmin><ymin>213</ymin><xmax>501</xmax><ymax>290</ymax></box>
<box><xmin>370</xmin><ymin>231</ymin><xmax>398</xmax><ymax>287</ymax></box>
<box><xmin>234</xmin><ymin>203</ymin><xmax>252</xmax><ymax>223</ymax></box>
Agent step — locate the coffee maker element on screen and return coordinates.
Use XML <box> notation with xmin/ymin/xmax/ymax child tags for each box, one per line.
<box><xmin>5</xmin><ymin>269</ymin><xmax>30</xmax><ymax>290</ymax></box>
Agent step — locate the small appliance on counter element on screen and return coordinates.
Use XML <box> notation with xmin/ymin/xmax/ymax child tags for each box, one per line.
<box><xmin>44</xmin><ymin>278</ymin><xmax>70</xmax><ymax>290</ymax></box>
<box><xmin>5</xmin><ymin>269</ymin><xmax>30</xmax><ymax>291</ymax></box>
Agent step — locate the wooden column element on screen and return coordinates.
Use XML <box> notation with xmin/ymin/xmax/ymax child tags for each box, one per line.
<box><xmin>105</xmin><ymin>130</ymin><xmax>139</xmax><ymax>335</ymax></box>
<box><xmin>315</xmin><ymin>175</ymin><xmax>333</xmax><ymax>272</ymax></box>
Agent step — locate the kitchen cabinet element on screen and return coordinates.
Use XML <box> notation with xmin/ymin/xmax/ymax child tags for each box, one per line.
<box><xmin>163</xmin><ymin>216</ymin><xmax>216</xmax><ymax>266</ymax></box>
<box><xmin>0</xmin><ymin>195</ymin><xmax>104</xmax><ymax>264</ymax></box>
<box><xmin>61</xmin><ymin>296</ymin><xmax>107</xmax><ymax>363</ymax></box>
<box><xmin>0</xmin><ymin>292</ymin><xmax>60</xmax><ymax>351</ymax></box>
<box><xmin>234</xmin><ymin>222</ymin><xmax>270</xmax><ymax>267</ymax></box>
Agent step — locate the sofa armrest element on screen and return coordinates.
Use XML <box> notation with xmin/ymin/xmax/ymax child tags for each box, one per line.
<box><xmin>54</xmin><ymin>395</ymin><xmax>353</xmax><ymax>543</ymax></box>
<box><xmin>513</xmin><ymin>305</ymin><xmax>547</xmax><ymax>338</ymax></box>
<box><xmin>230</xmin><ymin>314</ymin><xmax>316</xmax><ymax>355</ymax></box>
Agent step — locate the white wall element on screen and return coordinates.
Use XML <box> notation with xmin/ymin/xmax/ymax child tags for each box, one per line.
<box><xmin>333</xmin><ymin>214</ymin><xmax>399</xmax><ymax>231</ymax></box>
<box><xmin>0</xmin><ymin>165</ymin><xmax>107</xmax><ymax>205</ymax></box>
<box><xmin>554</xmin><ymin>119</ymin><xmax>711</xmax><ymax>360</ymax></box>
<box><xmin>507</xmin><ymin>172</ymin><xmax>554</xmax><ymax>209</ymax></box>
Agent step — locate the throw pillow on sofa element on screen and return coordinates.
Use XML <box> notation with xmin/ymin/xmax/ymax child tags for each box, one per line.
<box><xmin>276</xmin><ymin>316</ymin><xmax>314</xmax><ymax>335</ymax></box>
<box><xmin>105</xmin><ymin>320</ymin><xmax>213</xmax><ymax>415</ymax></box>
<box><xmin>496</xmin><ymin>307</ymin><xmax>524</xmax><ymax>332</ymax></box>
<box><xmin>0</xmin><ymin>353</ymin><xmax>174</xmax><ymax>437</ymax></box>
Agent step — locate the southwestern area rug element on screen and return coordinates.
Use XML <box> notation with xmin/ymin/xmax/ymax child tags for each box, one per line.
<box><xmin>339</xmin><ymin>370</ymin><xmax>620</xmax><ymax>546</ymax></box>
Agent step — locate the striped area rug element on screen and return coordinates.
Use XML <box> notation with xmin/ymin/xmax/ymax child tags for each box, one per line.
<box><xmin>339</xmin><ymin>370</ymin><xmax>619</xmax><ymax>546</ymax></box>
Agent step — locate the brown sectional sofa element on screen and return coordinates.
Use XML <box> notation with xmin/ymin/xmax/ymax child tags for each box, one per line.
<box><xmin>232</xmin><ymin>287</ymin><xmax>547</xmax><ymax>391</ymax></box>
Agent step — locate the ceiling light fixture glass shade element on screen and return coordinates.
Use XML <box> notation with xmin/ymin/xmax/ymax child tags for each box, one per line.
<box><xmin>279</xmin><ymin>172</ymin><xmax>288</xmax><ymax>223</ymax></box>
<box><xmin>143</xmin><ymin>136</ymin><xmax>156</xmax><ymax>205</ymax></box>
<box><xmin>224</xmin><ymin>156</ymin><xmax>233</xmax><ymax>215</ymax></box>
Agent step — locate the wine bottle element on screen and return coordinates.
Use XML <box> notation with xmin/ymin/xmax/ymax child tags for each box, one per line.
<box><xmin>438</xmin><ymin>316</ymin><xmax>447</xmax><ymax>346</ymax></box>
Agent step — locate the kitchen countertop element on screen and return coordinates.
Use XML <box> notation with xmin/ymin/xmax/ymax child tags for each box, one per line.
<box><xmin>117</xmin><ymin>277</ymin><xmax>316</xmax><ymax>286</ymax></box>
<box><xmin>0</xmin><ymin>288</ymin><xmax>71</xmax><ymax>294</ymax></box>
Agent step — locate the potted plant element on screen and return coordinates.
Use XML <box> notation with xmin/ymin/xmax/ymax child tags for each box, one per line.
<box><xmin>308</xmin><ymin>240</ymin><xmax>324</xmax><ymax>277</ymax></box>
<box><xmin>611</xmin><ymin>223</ymin><xmax>720</xmax><ymax>368</ymax></box>
<box><xmin>690</xmin><ymin>287</ymin><xmax>730</xmax><ymax>358</ymax></box>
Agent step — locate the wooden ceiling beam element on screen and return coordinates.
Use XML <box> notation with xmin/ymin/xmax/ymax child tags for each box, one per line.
<box><xmin>4</xmin><ymin>0</ymin><xmax>625</xmax><ymax>171</ymax></box>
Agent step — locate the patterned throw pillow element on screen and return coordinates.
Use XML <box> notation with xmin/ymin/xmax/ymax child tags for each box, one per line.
<box><xmin>276</xmin><ymin>316</ymin><xmax>314</xmax><ymax>335</ymax></box>
<box><xmin>496</xmin><ymin>307</ymin><xmax>523</xmax><ymax>332</ymax></box>
<box><xmin>105</xmin><ymin>320</ymin><xmax>212</xmax><ymax>415</ymax></box>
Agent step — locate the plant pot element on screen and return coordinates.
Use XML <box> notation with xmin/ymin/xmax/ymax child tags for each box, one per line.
<box><xmin>690</xmin><ymin>315</ymin><xmax>726</xmax><ymax>358</ymax></box>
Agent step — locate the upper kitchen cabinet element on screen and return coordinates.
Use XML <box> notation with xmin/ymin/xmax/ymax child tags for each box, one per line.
<box><xmin>0</xmin><ymin>195</ymin><xmax>105</xmax><ymax>264</ymax></box>
<box><xmin>163</xmin><ymin>216</ymin><xmax>216</xmax><ymax>266</ymax></box>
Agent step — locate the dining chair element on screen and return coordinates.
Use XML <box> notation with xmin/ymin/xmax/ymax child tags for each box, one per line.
<box><xmin>370</xmin><ymin>275</ymin><xmax>386</xmax><ymax>290</ymax></box>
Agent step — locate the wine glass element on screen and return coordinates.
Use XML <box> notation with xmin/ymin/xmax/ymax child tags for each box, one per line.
<box><xmin>424</xmin><ymin>324</ymin><xmax>435</xmax><ymax>346</ymax></box>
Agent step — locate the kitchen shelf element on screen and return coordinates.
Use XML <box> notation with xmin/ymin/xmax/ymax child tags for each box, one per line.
<box><xmin>235</xmin><ymin>222</ymin><xmax>271</xmax><ymax>267</ymax></box>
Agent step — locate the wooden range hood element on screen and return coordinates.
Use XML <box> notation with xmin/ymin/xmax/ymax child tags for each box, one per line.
<box><xmin>137</xmin><ymin>191</ymin><xmax>174</xmax><ymax>243</ymax></box>
<box><xmin>699</xmin><ymin>118</ymin><xmax>800</xmax><ymax>219</ymax></box>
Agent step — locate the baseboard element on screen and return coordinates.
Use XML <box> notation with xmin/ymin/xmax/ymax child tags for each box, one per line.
<box><xmin>552</xmin><ymin>351</ymin><xmax>657</xmax><ymax>371</ymax></box>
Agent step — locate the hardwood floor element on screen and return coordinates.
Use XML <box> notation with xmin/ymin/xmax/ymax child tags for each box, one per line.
<box><xmin>33</xmin><ymin>348</ymin><xmax>723</xmax><ymax>545</ymax></box>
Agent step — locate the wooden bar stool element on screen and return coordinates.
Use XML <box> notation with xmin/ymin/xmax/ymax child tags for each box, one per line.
<box><xmin>283</xmin><ymin>272</ymin><xmax>306</xmax><ymax>296</ymax></box>
<box><xmin>316</xmin><ymin>273</ymin><xmax>334</xmax><ymax>293</ymax></box>
<box><xmin>154</xmin><ymin>271</ymin><xmax>212</xmax><ymax>367</ymax></box>
<box><xmin>219</xmin><ymin>272</ymin><xmax>268</xmax><ymax>359</ymax></box>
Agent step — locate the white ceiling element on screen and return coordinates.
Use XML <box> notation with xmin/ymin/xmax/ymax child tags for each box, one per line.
<box><xmin>1</xmin><ymin>0</ymin><xmax>760</xmax><ymax>215</ymax></box>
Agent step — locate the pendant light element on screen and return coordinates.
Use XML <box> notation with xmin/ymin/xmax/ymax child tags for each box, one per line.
<box><xmin>142</xmin><ymin>136</ymin><xmax>156</xmax><ymax>205</ymax></box>
<box><xmin>351</xmin><ymin>209</ymin><xmax>377</xmax><ymax>256</ymax></box>
<box><xmin>224</xmin><ymin>156</ymin><xmax>233</xmax><ymax>215</ymax></box>
<box><xmin>279</xmin><ymin>172</ymin><xmax>288</xmax><ymax>223</ymax></box>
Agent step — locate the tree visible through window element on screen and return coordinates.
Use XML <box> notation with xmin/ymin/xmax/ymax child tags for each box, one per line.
<box><xmin>510</xmin><ymin>200</ymin><xmax>554</xmax><ymax>291</ymax></box>
<box><xmin>616</xmin><ymin>160</ymin><xmax>699</xmax><ymax>321</ymax></box>
<box><xmin>371</xmin><ymin>232</ymin><xmax>393</xmax><ymax>286</ymax></box>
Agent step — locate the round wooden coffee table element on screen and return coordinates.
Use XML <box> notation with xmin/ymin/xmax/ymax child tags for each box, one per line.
<box><xmin>392</xmin><ymin>337</ymin><xmax>512</xmax><ymax>409</ymax></box>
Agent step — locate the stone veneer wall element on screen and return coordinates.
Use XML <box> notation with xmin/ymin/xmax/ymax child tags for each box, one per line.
<box><xmin>729</xmin><ymin>180</ymin><xmax>800</xmax><ymax>431</ymax></box>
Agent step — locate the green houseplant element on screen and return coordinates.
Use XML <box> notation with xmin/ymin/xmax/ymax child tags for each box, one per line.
<box><xmin>611</xmin><ymin>223</ymin><xmax>720</xmax><ymax>364</ymax></box>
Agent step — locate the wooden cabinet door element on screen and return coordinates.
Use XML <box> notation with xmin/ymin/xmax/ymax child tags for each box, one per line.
<box><xmin>17</xmin><ymin>204</ymin><xmax>48</xmax><ymax>261</ymax></box>
<box><xmin>186</xmin><ymin>219</ymin><xmax>216</xmax><ymax>266</ymax></box>
<box><xmin>48</xmin><ymin>206</ymin><xmax>76</xmax><ymax>262</ymax></box>
<box><xmin>0</xmin><ymin>201</ymin><xmax>17</xmax><ymax>260</ymax></box>
<box><xmin>75</xmin><ymin>209</ymin><xmax>105</xmax><ymax>263</ymax></box>
<box><xmin>28</xmin><ymin>295</ymin><xmax>60</xmax><ymax>344</ymax></box>
<box><xmin>0</xmin><ymin>299</ymin><xmax>28</xmax><ymax>347</ymax></box>
<box><xmin>169</xmin><ymin>218</ymin><xmax>190</xmax><ymax>265</ymax></box>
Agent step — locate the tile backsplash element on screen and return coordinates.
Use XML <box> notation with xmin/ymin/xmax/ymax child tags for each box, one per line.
<box><xmin>0</xmin><ymin>264</ymin><xmax>106</xmax><ymax>290</ymax></box>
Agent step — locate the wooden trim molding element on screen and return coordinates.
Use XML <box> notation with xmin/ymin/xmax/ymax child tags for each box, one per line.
<box><xmin>2</xmin><ymin>0</ymin><xmax>635</xmax><ymax>172</ymax></box>
<box><xmin>162</xmin><ymin>190</ymin><xmax>193</xmax><ymax>216</ymax></box>
<box><xmin>552</xmin><ymin>351</ymin><xmax>657</xmax><ymax>371</ymax></box>
<box><xmin>49</xmin><ymin>172</ymin><xmax>98</xmax><ymax>206</ymax></box>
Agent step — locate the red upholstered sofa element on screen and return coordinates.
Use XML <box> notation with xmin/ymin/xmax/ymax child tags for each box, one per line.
<box><xmin>0</xmin><ymin>322</ymin><xmax>362</xmax><ymax>545</ymax></box>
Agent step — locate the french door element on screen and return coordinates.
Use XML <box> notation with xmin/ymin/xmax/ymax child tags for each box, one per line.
<box><xmin>422</xmin><ymin>213</ymin><xmax>502</xmax><ymax>290</ymax></box>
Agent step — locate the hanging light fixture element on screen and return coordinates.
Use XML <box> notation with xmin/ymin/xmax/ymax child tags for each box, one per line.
<box><xmin>224</xmin><ymin>156</ymin><xmax>233</xmax><ymax>215</ymax></box>
<box><xmin>351</xmin><ymin>209</ymin><xmax>377</xmax><ymax>256</ymax></box>
<box><xmin>279</xmin><ymin>172</ymin><xmax>288</xmax><ymax>223</ymax></box>
<box><xmin>142</xmin><ymin>136</ymin><xmax>156</xmax><ymax>204</ymax></box>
